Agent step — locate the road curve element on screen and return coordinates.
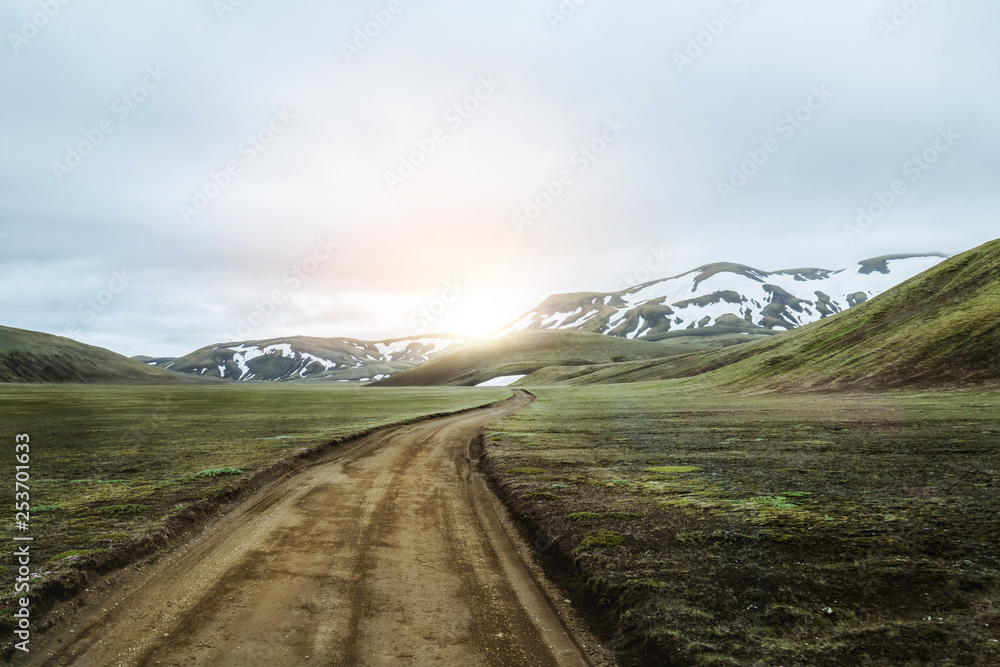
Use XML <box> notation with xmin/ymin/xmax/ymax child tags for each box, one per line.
<box><xmin>32</xmin><ymin>391</ymin><xmax>596</xmax><ymax>667</ymax></box>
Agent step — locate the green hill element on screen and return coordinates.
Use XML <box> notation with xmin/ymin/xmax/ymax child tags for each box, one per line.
<box><xmin>522</xmin><ymin>237</ymin><xmax>1000</xmax><ymax>391</ymax></box>
<box><xmin>0</xmin><ymin>326</ymin><xmax>204</xmax><ymax>384</ymax></box>
<box><xmin>370</xmin><ymin>329</ymin><xmax>760</xmax><ymax>387</ymax></box>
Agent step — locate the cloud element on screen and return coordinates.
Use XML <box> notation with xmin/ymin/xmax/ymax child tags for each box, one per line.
<box><xmin>2</xmin><ymin>0</ymin><xmax>997</xmax><ymax>356</ymax></box>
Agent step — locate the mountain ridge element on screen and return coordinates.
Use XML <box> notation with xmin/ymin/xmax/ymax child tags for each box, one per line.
<box><xmin>515</xmin><ymin>239</ymin><xmax>1000</xmax><ymax>391</ymax></box>
<box><xmin>139</xmin><ymin>334</ymin><xmax>467</xmax><ymax>383</ymax></box>
<box><xmin>499</xmin><ymin>253</ymin><xmax>948</xmax><ymax>341</ymax></box>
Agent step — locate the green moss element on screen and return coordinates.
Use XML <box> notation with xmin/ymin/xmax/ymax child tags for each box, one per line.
<box><xmin>523</xmin><ymin>492</ymin><xmax>560</xmax><ymax>501</ymax></box>
<box><xmin>507</xmin><ymin>467</ymin><xmax>546</xmax><ymax>475</ymax></box>
<box><xmin>709</xmin><ymin>530</ymin><xmax>759</xmax><ymax>542</ymax></box>
<box><xmin>567</xmin><ymin>512</ymin><xmax>601</xmax><ymax>521</ymax></box>
<box><xmin>694</xmin><ymin>653</ymin><xmax>742</xmax><ymax>666</ymax></box>
<box><xmin>158</xmin><ymin>477</ymin><xmax>196</xmax><ymax>487</ymax></box>
<box><xmin>579</xmin><ymin>530</ymin><xmax>625</xmax><ymax>548</ymax></box>
<box><xmin>623</xmin><ymin>578</ymin><xmax>669</xmax><ymax>590</ymax></box>
<box><xmin>101</xmin><ymin>504</ymin><xmax>149</xmax><ymax>515</ymax></box>
<box><xmin>597</xmin><ymin>479</ymin><xmax>631</xmax><ymax>487</ymax></box>
<box><xmin>724</xmin><ymin>495</ymin><xmax>799</xmax><ymax>509</ymax></box>
<box><xmin>49</xmin><ymin>549</ymin><xmax>93</xmax><ymax>561</ymax></box>
<box><xmin>195</xmin><ymin>468</ymin><xmax>243</xmax><ymax>478</ymax></box>
<box><xmin>751</xmin><ymin>496</ymin><xmax>798</xmax><ymax>508</ymax></box>
<box><xmin>93</xmin><ymin>532</ymin><xmax>130</xmax><ymax>542</ymax></box>
<box><xmin>644</xmin><ymin>466</ymin><xmax>701</xmax><ymax>474</ymax></box>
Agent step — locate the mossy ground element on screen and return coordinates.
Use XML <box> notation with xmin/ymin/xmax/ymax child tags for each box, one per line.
<box><xmin>0</xmin><ymin>384</ymin><xmax>505</xmax><ymax>649</ymax></box>
<box><xmin>485</xmin><ymin>384</ymin><xmax>1000</xmax><ymax>666</ymax></box>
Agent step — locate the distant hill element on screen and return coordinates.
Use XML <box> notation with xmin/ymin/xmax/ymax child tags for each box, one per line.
<box><xmin>519</xmin><ymin>239</ymin><xmax>1000</xmax><ymax>391</ymax></box>
<box><xmin>139</xmin><ymin>335</ymin><xmax>466</xmax><ymax>383</ymax></box>
<box><xmin>370</xmin><ymin>329</ymin><xmax>761</xmax><ymax>387</ymax></box>
<box><xmin>0</xmin><ymin>326</ymin><xmax>202</xmax><ymax>384</ymax></box>
<box><xmin>500</xmin><ymin>254</ymin><xmax>947</xmax><ymax>340</ymax></box>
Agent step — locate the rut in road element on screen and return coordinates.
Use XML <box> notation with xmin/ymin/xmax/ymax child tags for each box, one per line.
<box><xmin>33</xmin><ymin>391</ymin><xmax>594</xmax><ymax>667</ymax></box>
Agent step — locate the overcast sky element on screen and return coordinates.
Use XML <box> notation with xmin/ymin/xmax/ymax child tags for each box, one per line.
<box><xmin>2</xmin><ymin>0</ymin><xmax>998</xmax><ymax>357</ymax></box>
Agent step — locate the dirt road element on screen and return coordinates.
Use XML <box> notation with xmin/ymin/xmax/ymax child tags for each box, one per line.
<box><xmin>32</xmin><ymin>391</ymin><xmax>600</xmax><ymax>667</ymax></box>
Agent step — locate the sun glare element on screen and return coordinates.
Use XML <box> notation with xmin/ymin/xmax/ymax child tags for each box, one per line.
<box><xmin>446</xmin><ymin>302</ymin><xmax>506</xmax><ymax>340</ymax></box>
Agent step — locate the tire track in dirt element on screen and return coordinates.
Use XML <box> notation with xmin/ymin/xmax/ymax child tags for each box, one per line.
<box><xmin>30</xmin><ymin>391</ymin><xmax>602</xmax><ymax>667</ymax></box>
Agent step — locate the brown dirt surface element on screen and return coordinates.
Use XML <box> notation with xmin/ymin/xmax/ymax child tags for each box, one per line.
<box><xmin>27</xmin><ymin>391</ymin><xmax>611</xmax><ymax>667</ymax></box>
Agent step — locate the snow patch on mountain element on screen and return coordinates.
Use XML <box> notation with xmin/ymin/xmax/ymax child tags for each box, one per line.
<box><xmin>156</xmin><ymin>335</ymin><xmax>466</xmax><ymax>383</ymax></box>
<box><xmin>500</xmin><ymin>254</ymin><xmax>947</xmax><ymax>340</ymax></box>
<box><xmin>476</xmin><ymin>375</ymin><xmax>527</xmax><ymax>387</ymax></box>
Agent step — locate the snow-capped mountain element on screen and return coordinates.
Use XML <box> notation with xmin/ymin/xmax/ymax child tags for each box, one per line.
<box><xmin>500</xmin><ymin>254</ymin><xmax>948</xmax><ymax>341</ymax></box>
<box><xmin>137</xmin><ymin>335</ymin><xmax>465</xmax><ymax>383</ymax></box>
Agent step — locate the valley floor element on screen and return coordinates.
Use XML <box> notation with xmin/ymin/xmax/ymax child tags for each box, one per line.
<box><xmin>0</xmin><ymin>385</ymin><xmax>511</xmax><ymax>659</ymax></box>
<box><xmin>21</xmin><ymin>391</ymin><xmax>606</xmax><ymax>666</ymax></box>
<box><xmin>5</xmin><ymin>382</ymin><xmax>998</xmax><ymax>666</ymax></box>
<box><xmin>484</xmin><ymin>383</ymin><xmax>1000</xmax><ymax>666</ymax></box>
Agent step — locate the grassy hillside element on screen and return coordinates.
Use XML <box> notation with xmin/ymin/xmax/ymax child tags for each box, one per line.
<box><xmin>526</xmin><ymin>238</ymin><xmax>1000</xmax><ymax>391</ymax></box>
<box><xmin>371</xmin><ymin>329</ymin><xmax>761</xmax><ymax>387</ymax></box>
<box><xmin>0</xmin><ymin>325</ymin><xmax>201</xmax><ymax>384</ymax></box>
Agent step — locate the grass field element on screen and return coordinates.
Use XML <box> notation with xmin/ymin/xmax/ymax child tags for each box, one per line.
<box><xmin>0</xmin><ymin>384</ymin><xmax>506</xmax><ymax>641</ymax></box>
<box><xmin>484</xmin><ymin>383</ymin><xmax>1000</xmax><ymax>666</ymax></box>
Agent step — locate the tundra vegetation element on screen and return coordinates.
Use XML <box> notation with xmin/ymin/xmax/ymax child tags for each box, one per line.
<box><xmin>0</xmin><ymin>384</ymin><xmax>505</xmax><ymax>651</ymax></box>
<box><xmin>485</xmin><ymin>385</ymin><xmax>1000</xmax><ymax>666</ymax></box>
